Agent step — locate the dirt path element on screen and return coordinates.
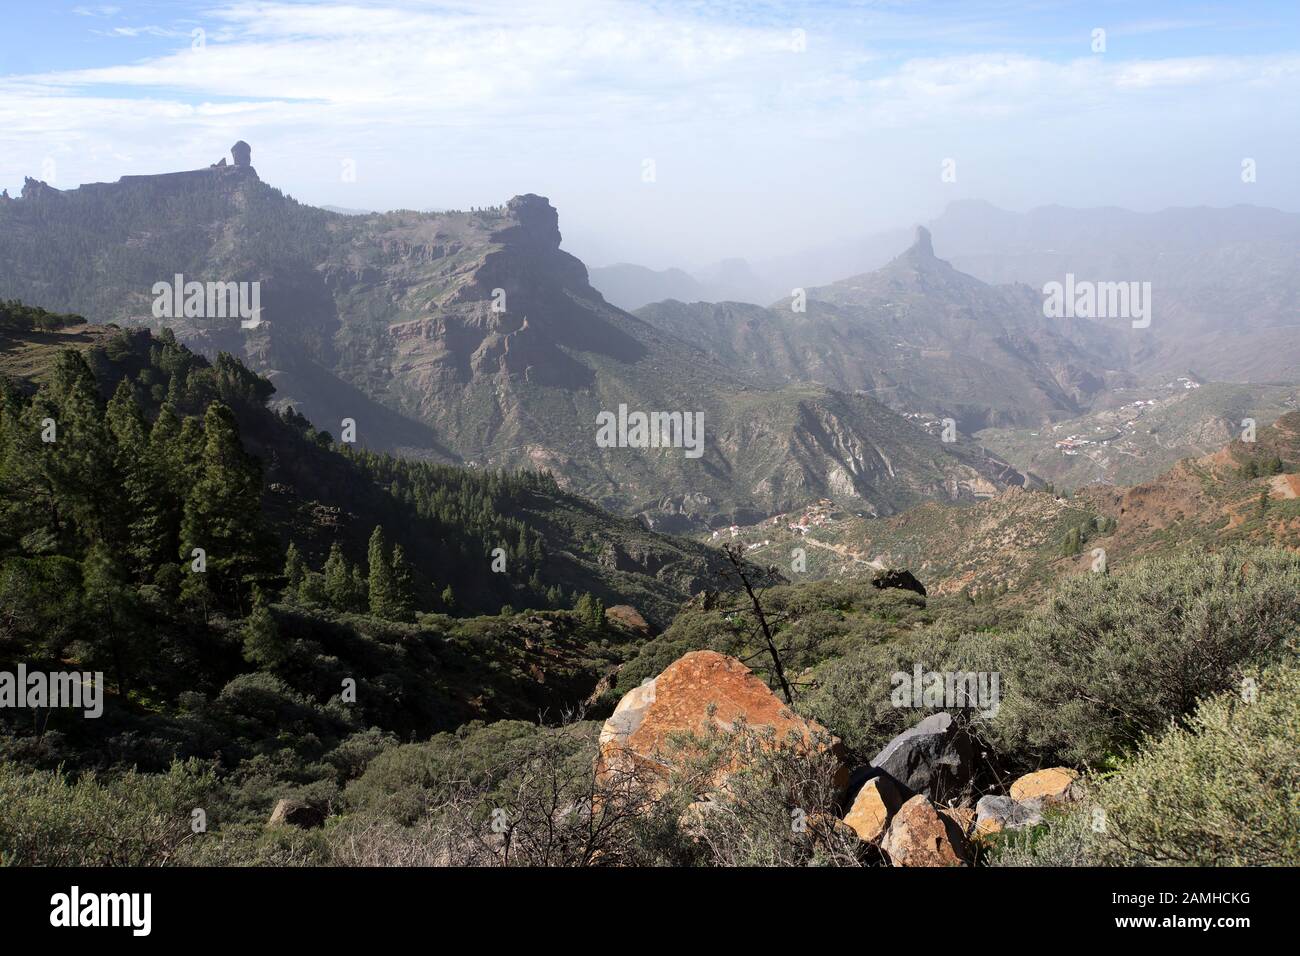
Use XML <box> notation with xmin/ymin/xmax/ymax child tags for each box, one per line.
<box><xmin>803</xmin><ymin>537</ymin><xmax>886</xmax><ymax>569</ymax></box>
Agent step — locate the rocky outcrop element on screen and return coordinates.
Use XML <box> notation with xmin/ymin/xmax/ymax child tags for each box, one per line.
<box><xmin>870</xmin><ymin>712</ymin><xmax>973</xmax><ymax>803</ymax></box>
<box><xmin>595</xmin><ymin>650</ymin><xmax>848</xmax><ymax>798</ymax></box>
<box><xmin>604</xmin><ymin>604</ymin><xmax>651</xmax><ymax>636</ymax></box>
<box><xmin>582</xmin><ymin>665</ymin><xmax>622</xmax><ymax>711</ymax></box>
<box><xmin>881</xmin><ymin>794</ymin><xmax>969</xmax><ymax>866</ymax></box>
<box><xmin>965</xmin><ymin>768</ymin><xmax>1078</xmax><ymax>842</ymax></box>
<box><xmin>974</xmin><ymin>794</ymin><xmax>1043</xmax><ymax>839</ymax></box>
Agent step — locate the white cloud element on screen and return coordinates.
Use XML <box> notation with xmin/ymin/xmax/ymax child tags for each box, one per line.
<box><xmin>2</xmin><ymin>1</ymin><xmax>1297</xmax><ymax>262</ymax></box>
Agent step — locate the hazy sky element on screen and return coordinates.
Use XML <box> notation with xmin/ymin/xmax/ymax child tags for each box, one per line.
<box><xmin>2</xmin><ymin>1</ymin><xmax>1298</xmax><ymax>269</ymax></box>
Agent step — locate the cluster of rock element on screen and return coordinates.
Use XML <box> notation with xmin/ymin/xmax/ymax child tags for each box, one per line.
<box><xmin>263</xmin><ymin>648</ymin><xmax>1081</xmax><ymax>864</ymax></box>
<box><xmin>597</xmin><ymin>649</ymin><xmax>1081</xmax><ymax>866</ymax></box>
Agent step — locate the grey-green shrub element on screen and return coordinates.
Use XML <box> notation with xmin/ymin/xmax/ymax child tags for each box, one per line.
<box><xmin>992</xmin><ymin>546</ymin><xmax>1300</xmax><ymax>767</ymax></box>
<box><xmin>800</xmin><ymin>626</ymin><xmax>1008</xmax><ymax>763</ymax></box>
<box><xmin>0</xmin><ymin>759</ymin><xmax>218</xmax><ymax>866</ymax></box>
<box><xmin>994</xmin><ymin>662</ymin><xmax>1300</xmax><ymax>866</ymax></box>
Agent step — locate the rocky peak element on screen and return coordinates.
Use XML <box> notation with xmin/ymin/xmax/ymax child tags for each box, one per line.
<box><xmin>874</xmin><ymin>222</ymin><xmax>958</xmax><ymax>285</ymax></box>
<box><xmin>500</xmin><ymin>193</ymin><xmax>562</xmax><ymax>249</ymax></box>
<box><xmin>911</xmin><ymin>225</ymin><xmax>935</xmax><ymax>259</ymax></box>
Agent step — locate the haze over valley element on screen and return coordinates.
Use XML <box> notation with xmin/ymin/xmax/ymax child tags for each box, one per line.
<box><xmin>1</xmin><ymin>0</ymin><xmax>1297</xmax><ymax>886</ymax></box>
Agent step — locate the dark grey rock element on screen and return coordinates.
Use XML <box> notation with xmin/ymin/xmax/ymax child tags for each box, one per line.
<box><xmin>871</xmin><ymin>568</ymin><xmax>926</xmax><ymax>597</ymax></box>
<box><xmin>870</xmin><ymin>711</ymin><xmax>972</xmax><ymax>802</ymax></box>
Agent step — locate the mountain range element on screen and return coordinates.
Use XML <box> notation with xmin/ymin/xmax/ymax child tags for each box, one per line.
<box><xmin>635</xmin><ymin>226</ymin><xmax>1133</xmax><ymax>433</ymax></box>
<box><xmin>0</xmin><ymin>145</ymin><xmax>1031</xmax><ymax>530</ymax></box>
<box><xmin>592</xmin><ymin>200</ymin><xmax>1300</xmax><ymax>386</ymax></box>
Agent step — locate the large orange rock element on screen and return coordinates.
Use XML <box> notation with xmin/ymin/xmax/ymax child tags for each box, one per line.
<box><xmin>595</xmin><ymin>650</ymin><xmax>848</xmax><ymax>797</ymax></box>
<box><xmin>1009</xmin><ymin>767</ymin><xmax>1080</xmax><ymax>807</ymax></box>
<box><xmin>843</xmin><ymin>774</ymin><xmax>910</xmax><ymax>843</ymax></box>
<box><xmin>881</xmin><ymin>794</ymin><xmax>969</xmax><ymax>867</ymax></box>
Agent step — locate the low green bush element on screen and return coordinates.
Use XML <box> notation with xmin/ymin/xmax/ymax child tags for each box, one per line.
<box><xmin>0</xmin><ymin>759</ymin><xmax>218</xmax><ymax>866</ymax></box>
<box><xmin>995</xmin><ymin>662</ymin><xmax>1300</xmax><ymax>866</ymax></box>
<box><xmin>992</xmin><ymin>546</ymin><xmax>1300</xmax><ymax>767</ymax></box>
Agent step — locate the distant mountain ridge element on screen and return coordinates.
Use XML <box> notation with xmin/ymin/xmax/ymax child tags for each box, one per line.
<box><xmin>595</xmin><ymin>200</ymin><xmax>1300</xmax><ymax>388</ymax></box>
<box><xmin>0</xmin><ymin>145</ymin><xmax>1028</xmax><ymax>530</ymax></box>
<box><xmin>636</xmin><ymin>227</ymin><xmax>1134</xmax><ymax>433</ymax></box>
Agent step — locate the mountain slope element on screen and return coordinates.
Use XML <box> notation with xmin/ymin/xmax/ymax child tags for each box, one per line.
<box><xmin>0</xmin><ymin>314</ymin><xmax>735</xmax><ymax>625</ymax></box>
<box><xmin>636</xmin><ymin>228</ymin><xmax>1133</xmax><ymax>433</ymax></box>
<box><xmin>724</xmin><ymin>412</ymin><xmax>1300</xmax><ymax>599</ymax></box>
<box><xmin>977</xmin><ymin>379</ymin><xmax>1300</xmax><ymax>491</ymax></box>
<box><xmin>0</xmin><ymin>147</ymin><xmax>1027</xmax><ymax>528</ymax></box>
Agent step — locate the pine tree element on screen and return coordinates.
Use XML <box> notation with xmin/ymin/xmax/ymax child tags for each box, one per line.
<box><xmin>367</xmin><ymin>526</ymin><xmax>400</xmax><ymax>619</ymax></box>
<box><xmin>440</xmin><ymin>584</ymin><xmax>456</xmax><ymax>611</ymax></box>
<box><xmin>390</xmin><ymin>543</ymin><xmax>416</xmax><ymax>622</ymax></box>
<box><xmin>282</xmin><ymin>542</ymin><xmax>307</xmax><ymax>601</ymax></box>
<box><xmin>45</xmin><ymin>351</ymin><xmax>115</xmax><ymax>545</ymax></box>
<box><xmin>350</xmin><ymin>564</ymin><xmax>368</xmax><ymax>610</ymax></box>
<box><xmin>241</xmin><ymin>589</ymin><xmax>287</xmax><ymax>667</ymax></box>
<box><xmin>574</xmin><ymin>592</ymin><xmax>604</xmax><ymax>630</ymax></box>
<box><xmin>107</xmin><ymin>380</ymin><xmax>169</xmax><ymax>578</ymax></box>
<box><xmin>180</xmin><ymin>557</ymin><xmax>213</xmax><ymax>623</ymax></box>
<box><xmin>82</xmin><ymin>541</ymin><xmax>145</xmax><ymax>697</ymax></box>
<box><xmin>178</xmin><ymin>402</ymin><xmax>271</xmax><ymax>606</ymax></box>
<box><xmin>172</xmin><ymin>417</ymin><xmax>205</xmax><ymax>492</ymax></box>
<box><xmin>323</xmin><ymin>542</ymin><xmax>355</xmax><ymax>611</ymax></box>
<box><xmin>299</xmin><ymin>570</ymin><xmax>328</xmax><ymax>607</ymax></box>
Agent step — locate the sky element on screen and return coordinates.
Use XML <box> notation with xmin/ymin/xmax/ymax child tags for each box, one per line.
<box><xmin>1</xmin><ymin>0</ymin><xmax>1298</xmax><ymax>269</ymax></box>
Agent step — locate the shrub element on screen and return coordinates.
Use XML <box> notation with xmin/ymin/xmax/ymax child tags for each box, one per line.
<box><xmin>994</xmin><ymin>662</ymin><xmax>1300</xmax><ymax>866</ymax></box>
<box><xmin>344</xmin><ymin>720</ymin><xmax>544</xmax><ymax>826</ymax></box>
<box><xmin>0</xmin><ymin>759</ymin><xmax>219</xmax><ymax>866</ymax></box>
<box><xmin>663</xmin><ymin>718</ymin><xmax>863</xmax><ymax>867</ymax></box>
<box><xmin>344</xmin><ymin>717</ymin><xmax>679</xmax><ymax>866</ymax></box>
<box><xmin>992</xmin><ymin>546</ymin><xmax>1300</xmax><ymax>767</ymax></box>
<box><xmin>800</xmin><ymin>626</ymin><xmax>1007</xmax><ymax>764</ymax></box>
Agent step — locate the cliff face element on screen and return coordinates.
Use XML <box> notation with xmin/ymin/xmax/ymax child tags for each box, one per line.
<box><xmin>0</xmin><ymin>161</ymin><xmax>1027</xmax><ymax>529</ymax></box>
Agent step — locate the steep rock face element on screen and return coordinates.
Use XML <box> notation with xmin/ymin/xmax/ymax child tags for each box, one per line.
<box><xmin>0</xmin><ymin>157</ymin><xmax>1027</xmax><ymax>529</ymax></box>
